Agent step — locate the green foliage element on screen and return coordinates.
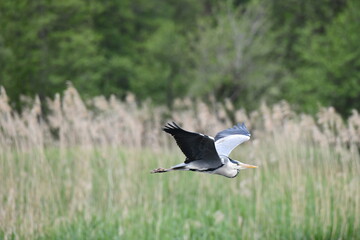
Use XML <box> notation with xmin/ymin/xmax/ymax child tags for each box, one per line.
<box><xmin>0</xmin><ymin>0</ymin><xmax>107</xmax><ymax>103</ymax></box>
<box><xmin>130</xmin><ymin>20</ymin><xmax>190</xmax><ymax>106</ymax></box>
<box><xmin>289</xmin><ymin>0</ymin><xmax>360</xmax><ymax>115</ymax></box>
<box><xmin>187</xmin><ymin>1</ymin><xmax>287</xmax><ymax>111</ymax></box>
<box><xmin>268</xmin><ymin>0</ymin><xmax>347</xmax><ymax>71</ymax></box>
<box><xmin>267</xmin><ymin>0</ymin><xmax>359</xmax><ymax>115</ymax></box>
<box><xmin>0</xmin><ymin>0</ymin><xmax>359</xmax><ymax>115</ymax></box>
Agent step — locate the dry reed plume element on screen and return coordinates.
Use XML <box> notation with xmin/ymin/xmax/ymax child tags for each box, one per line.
<box><xmin>1</xmin><ymin>86</ymin><xmax>360</xmax><ymax>151</ymax></box>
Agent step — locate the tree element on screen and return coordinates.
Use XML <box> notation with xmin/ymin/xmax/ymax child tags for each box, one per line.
<box><xmin>288</xmin><ymin>0</ymin><xmax>360</xmax><ymax>116</ymax></box>
<box><xmin>129</xmin><ymin>21</ymin><xmax>190</xmax><ymax>107</ymax></box>
<box><xmin>0</xmin><ymin>0</ymin><xmax>106</xmax><ymax>106</ymax></box>
<box><xmin>186</xmin><ymin>1</ymin><xmax>287</xmax><ymax>111</ymax></box>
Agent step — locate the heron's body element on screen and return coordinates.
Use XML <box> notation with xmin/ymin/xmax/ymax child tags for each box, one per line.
<box><xmin>163</xmin><ymin>156</ymin><xmax>240</xmax><ymax>178</ymax></box>
<box><xmin>212</xmin><ymin>156</ymin><xmax>240</xmax><ymax>178</ymax></box>
<box><xmin>151</xmin><ymin>122</ymin><xmax>257</xmax><ymax>178</ymax></box>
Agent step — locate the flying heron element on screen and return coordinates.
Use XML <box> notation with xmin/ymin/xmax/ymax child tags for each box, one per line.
<box><xmin>151</xmin><ymin>122</ymin><xmax>257</xmax><ymax>178</ymax></box>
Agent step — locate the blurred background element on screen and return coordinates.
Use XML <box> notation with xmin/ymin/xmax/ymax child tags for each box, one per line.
<box><xmin>1</xmin><ymin>0</ymin><xmax>360</xmax><ymax>239</ymax></box>
<box><xmin>0</xmin><ymin>0</ymin><xmax>359</xmax><ymax>116</ymax></box>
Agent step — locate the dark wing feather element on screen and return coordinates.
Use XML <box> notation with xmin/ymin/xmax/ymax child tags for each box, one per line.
<box><xmin>163</xmin><ymin>122</ymin><xmax>222</xmax><ymax>168</ymax></box>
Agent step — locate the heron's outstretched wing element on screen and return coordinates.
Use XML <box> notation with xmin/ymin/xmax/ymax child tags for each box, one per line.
<box><xmin>214</xmin><ymin>123</ymin><xmax>251</xmax><ymax>157</ymax></box>
<box><xmin>163</xmin><ymin>122</ymin><xmax>222</xmax><ymax>170</ymax></box>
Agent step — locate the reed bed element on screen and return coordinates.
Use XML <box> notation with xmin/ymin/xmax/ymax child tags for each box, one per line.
<box><xmin>0</xmin><ymin>86</ymin><xmax>359</xmax><ymax>239</ymax></box>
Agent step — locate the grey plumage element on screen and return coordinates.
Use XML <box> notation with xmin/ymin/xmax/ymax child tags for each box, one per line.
<box><xmin>151</xmin><ymin>122</ymin><xmax>257</xmax><ymax>178</ymax></box>
<box><xmin>214</xmin><ymin>123</ymin><xmax>251</xmax><ymax>141</ymax></box>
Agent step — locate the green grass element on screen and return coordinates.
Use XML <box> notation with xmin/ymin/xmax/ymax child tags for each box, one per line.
<box><xmin>1</xmin><ymin>140</ymin><xmax>359</xmax><ymax>239</ymax></box>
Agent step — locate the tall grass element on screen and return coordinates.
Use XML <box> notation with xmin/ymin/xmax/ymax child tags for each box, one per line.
<box><xmin>0</xmin><ymin>86</ymin><xmax>359</xmax><ymax>239</ymax></box>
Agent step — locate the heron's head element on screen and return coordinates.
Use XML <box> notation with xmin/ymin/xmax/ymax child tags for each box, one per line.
<box><xmin>230</xmin><ymin>159</ymin><xmax>258</xmax><ymax>170</ymax></box>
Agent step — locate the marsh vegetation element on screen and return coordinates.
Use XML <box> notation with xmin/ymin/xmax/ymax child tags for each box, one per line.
<box><xmin>1</xmin><ymin>86</ymin><xmax>359</xmax><ymax>239</ymax></box>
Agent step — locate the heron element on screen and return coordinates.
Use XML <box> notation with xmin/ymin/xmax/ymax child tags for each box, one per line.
<box><xmin>151</xmin><ymin>122</ymin><xmax>257</xmax><ymax>178</ymax></box>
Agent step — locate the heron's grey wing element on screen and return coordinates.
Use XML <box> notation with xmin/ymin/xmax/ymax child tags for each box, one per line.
<box><xmin>163</xmin><ymin>122</ymin><xmax>222</xmax><ymax>169</ymax></box>
<box><xmin>214</xmin><ymin>123</ymin><xmax>251</xmax><ymax>157</ymax></box>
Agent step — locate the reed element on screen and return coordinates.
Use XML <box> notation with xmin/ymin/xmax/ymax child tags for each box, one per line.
<box><xmin>0</xmin><ymin>86</ymin><xmax>359</xmax><ymax>239</ymax></box>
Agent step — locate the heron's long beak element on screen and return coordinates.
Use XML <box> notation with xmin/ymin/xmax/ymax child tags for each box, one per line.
<box><xmin>239</xmin><ymin>163</ymin><xmax>258</xmax><ymax>169</ymax></box>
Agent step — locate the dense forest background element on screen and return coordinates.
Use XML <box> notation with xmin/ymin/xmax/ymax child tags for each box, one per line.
<box><xmin>0</xmin><ymin>0</ymin><xmax>359</xmax><ymax>116</ymax></box>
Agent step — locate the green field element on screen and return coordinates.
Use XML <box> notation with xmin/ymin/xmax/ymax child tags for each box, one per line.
<box><xmin>1</xmin><ymin>89</ymin><xmax>360</xmax><ymax>239</ymax></box>
<box><xmin>1</xmin><ymin>141</ymin><xmax>359</xmax><ymax>239</ymax></box>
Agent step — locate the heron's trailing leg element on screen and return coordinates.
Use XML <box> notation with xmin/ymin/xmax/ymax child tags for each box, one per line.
<box><xmin>151</xmin><ymin>168</ymin><xmax>170</xmax><ymax>173</ymax></box>
<box><xmin>151</xmin><ymin>164</ymin><xmax>187</xmax><ymax>173</ymax></box>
